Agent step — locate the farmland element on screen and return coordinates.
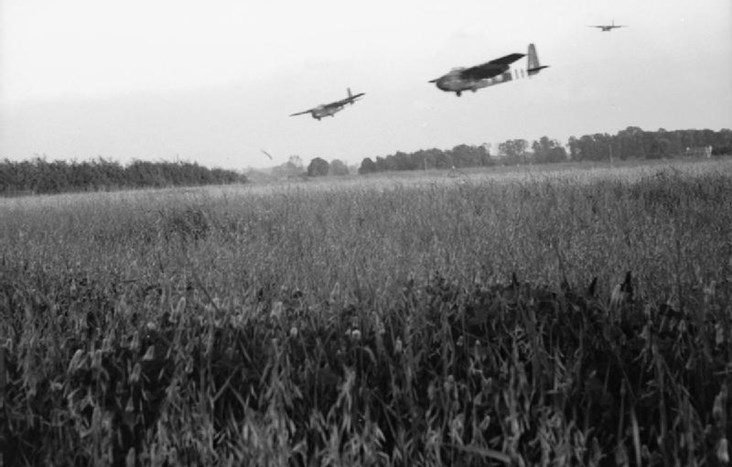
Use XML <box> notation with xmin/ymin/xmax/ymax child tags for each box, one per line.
<box><xmin>1</xmin><ymin>158</ymin><xmax>731</xmax><ymax>465</ymax></box>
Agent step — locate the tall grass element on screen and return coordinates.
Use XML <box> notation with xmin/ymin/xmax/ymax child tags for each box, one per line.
<box><xmin>1</xmin><ymin>158</ymin><xmax>731</xmax><ymax>465</ymax></box>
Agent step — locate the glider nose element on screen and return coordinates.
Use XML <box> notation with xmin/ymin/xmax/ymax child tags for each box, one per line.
<box><xmin>429</xmin><ymin>77</ymin><xmax>447</xmax><ymax>90</ymax></box>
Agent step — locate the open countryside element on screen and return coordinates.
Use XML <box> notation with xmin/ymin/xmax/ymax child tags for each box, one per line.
<box><xmin>2</xmin><ymin>155</ymin><xmax>731</xmax><ymax>465</ymax></box>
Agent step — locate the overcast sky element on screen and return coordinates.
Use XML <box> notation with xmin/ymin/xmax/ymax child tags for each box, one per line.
<box><xmin>1</xmin><ymin>0</ymin><xmax>730</xmax><ymax>169</ymax></box>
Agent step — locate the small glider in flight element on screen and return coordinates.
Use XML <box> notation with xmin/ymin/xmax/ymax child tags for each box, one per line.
<box><xmin>290</xmin><ymin>88</ymin><xmax>366</xmax><ymax>120</ymax></box>
<box><xmin>589</xmin><ymin>20</ymin><xmax>626</xmax><ymax>32</ymax></box>
<box><xmin>429</xmin><ymin>43</ymin><xmax>549</xmax><ymax>97</ymax></box>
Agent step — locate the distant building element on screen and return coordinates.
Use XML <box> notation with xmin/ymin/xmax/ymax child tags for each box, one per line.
<box><xmin>685</xmin><ymin>145</ymin><xmax>712</xmax><ymax>158</ymax></box>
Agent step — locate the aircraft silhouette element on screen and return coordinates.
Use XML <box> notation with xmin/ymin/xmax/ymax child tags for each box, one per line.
<box><xmin>589</xmin><ymin>20</ymin><xmax>626</xmax><ymax>31</ymax></box>
<box><xmin>429</xmin><ymin>43</ymin><xmax>549</xmax><ymax>97</ymax></box>
<box><xmin>290</xmin><ymin>88</ymin><xmax>366</xmax><ymax>120</ymax></box>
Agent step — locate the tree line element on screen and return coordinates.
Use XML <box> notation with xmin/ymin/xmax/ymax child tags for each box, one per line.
<box><xmin>567</xmin><ymin>127</ymin><xmax>732</xmax><ymax>161</ymax></box>
<box><xmin>353</xmin><ymin>127</ymin><xmax>732</xmax><ymax>175</ymax></box>
<box><xmin>0</xmin><ymin>158</ymin><xmax>247</xmax><ymax>196</ymax></box>
<box><xmin>4</xmin><ymin>128</ymin><xmax>729</xmax><ymax>193</ymax></box>
<box><xmin>267</xmin><ymin>156</ymin><xmax>353</xmax><ymax>178</ymax></box>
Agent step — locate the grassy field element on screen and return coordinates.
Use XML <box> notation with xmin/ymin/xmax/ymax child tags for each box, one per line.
<box><xmin>1</xmin><ymin>158</ymin><xmax>731</xmax><ymax>465</ymax></box>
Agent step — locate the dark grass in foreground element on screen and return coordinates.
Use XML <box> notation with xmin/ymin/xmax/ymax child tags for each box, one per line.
<box><xmin>2</xmin><ymin>270</ymin><xmax>730</xmax><ymax>466</ymax></box>
<box><xmin>1</xmin><ymin>161</ymin><xmax>732</xmax><ymax>465</ymax></box>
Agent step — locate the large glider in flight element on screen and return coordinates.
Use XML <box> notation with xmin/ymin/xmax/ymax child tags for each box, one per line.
<box><xmin>429</xmin><ymin>43</ymin><xmax>549</xmax><ymax>96</ymax></box>
<box><xmin>290</xmin><ymin>88</ymin><xmax>366</xmax><ymax>120</ymax></box>
<box><xmin>589</xmin><ymin>20</ymin><xmax>626</xmax><ymax>32</ymax></box>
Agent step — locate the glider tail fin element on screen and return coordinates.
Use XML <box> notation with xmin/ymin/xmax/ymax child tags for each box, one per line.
<box><xmin>527</xmin><ymin>43</ymin><xmax>549</xmax><ymax>76</ymax></box>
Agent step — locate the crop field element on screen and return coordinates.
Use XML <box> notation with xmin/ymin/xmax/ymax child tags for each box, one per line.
<box><xmin>1</xmin><ymin>158</ymin><xmax>731</xmax><ymax>466</ymax></box>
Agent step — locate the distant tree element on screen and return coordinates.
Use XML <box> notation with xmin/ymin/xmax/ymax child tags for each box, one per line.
<box><xmin>531</xmin><ymin>137</ymin><xmax>567</xmax><ymax>164</ymax></box>
<box><xmin>358</xmin><ymin>158</ymin><xmax>377</xmax><ymax>174</ymax></box>
<box><xmin>0</xmin><ymin>161</ymin><xmax>13</xmax><ymax>192</ymax></box>
<box><xmin>414</xmin><ymin>149</ymin><xmax>439</xmax><ymax>170</ymax></box>
<box><xmin>391</xmin><ymin>151</ymin><xmax>415</xmax><ymax>171</ymax></box>
<box><xmin>383</xmin><ymin>155</ymin><xmax>399</xmax><ymax>171</ymax></box>
<box><xmin>272</xmin><ymin>155</ymin><xmax>305</xmax><ymax>177</ymax></box>
<box><xmin>479</xmin><ymin>144</ymin><xmax>494</xmax><ymax>166</ymax></box>
<box><xmin>0</xmin><ymin>157</ymin><xmax>246</xmax><ymax>195</ymax></box>
<box><xmin>288</xmin><ymin>155</ymin><xmax>304</xmax><ymax>171</ymax></box>
<box><xmin>498</xmin><ymin>139</ymin><xmax>528</xmax><ymax>165</ymax></box>
<box><xmin>567</xmin><ymin>136</ymin><xmax>580</xmax><ymax>160</ymax></box>
<box><xmin>451</xmin><ymin>144</ymin><xmax>481</xmax><ymax>167</ymax></box>
<box><xmin>307</xmin><ymin>157</ymin><xmax>330</xmax><ymax>177</ymax></box>
<box><xmin>591</xmin><ymin>133</ymin><xmax>614</xmax><ymax>161</ymax></box>
<box><xmin>374</xmin><ymin>156</ymin><xmax>389</xmax><ymax>172</ymax></box>
<box><xmin>569</xmin><ymin>135</ymin><xmax>598</xmax><ymax>161</ymax></box>
<box><xmin>615</xmin><ymin>126</ymin><xmax>645</xmax><ymax>159</ymax></box>
<box><xmin>711</xmin><ymin>128</ymin><xmax>732</xmax><ymax>155</ymax></box>
<box><xmin>434</xmin><ymin>151</ymin><xmax>453</xmax><ymax>169</ymax></box>
<box><xmin>329</xmin><ymin>159</ymin><xmax>349</xmax><ymax>176</ymax></box>
<box><xmin>649</xmin><ymin>134</ymin><xmax>672</xmax><ymax>159</ymax></box>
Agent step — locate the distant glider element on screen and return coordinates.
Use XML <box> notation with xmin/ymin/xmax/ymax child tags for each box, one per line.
<box><xmin>429</xmin><ymin>43</ymin><xmax>549</xmax><ymax>97</ymax></box>
<box><xmin>290</xmin><ymin>88</ymin><xmax>366</xmax><ymax>120</ymax></box>
<box><xmin>261</xmin><ymin>149</ymin><xmax>273</xmax><ymax>160</ymax></box>
<box><xmin>589</xmin><ymin>20</ymin><xmax>626</xmax><ymax>31</ymax></box>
